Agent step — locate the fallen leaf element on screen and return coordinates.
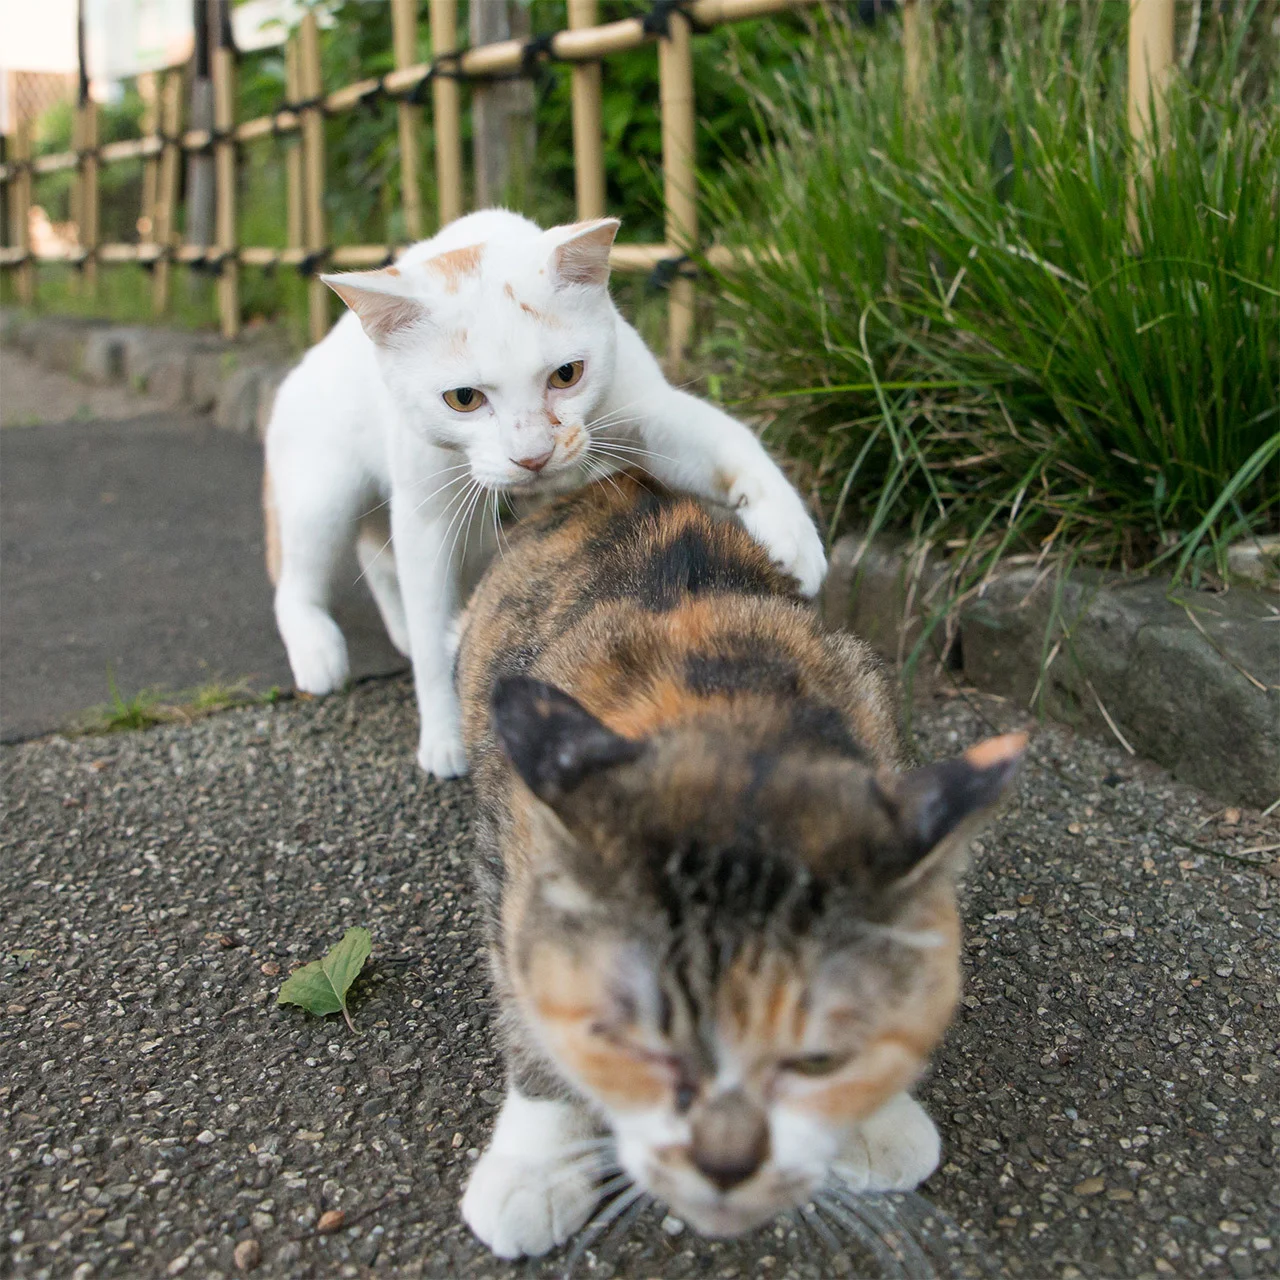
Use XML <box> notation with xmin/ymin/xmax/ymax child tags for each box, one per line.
<box><xmin>277</xmin><ymin>927</ymin><xmax>371</xmax><ymax>1032</ymax></box>
<box><xmin>317</xmin><ymin>1209</ymin><xmax>344</xmax><ymax>1234</ymax></box>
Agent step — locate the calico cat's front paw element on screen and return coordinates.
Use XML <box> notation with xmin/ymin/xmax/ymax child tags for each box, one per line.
<box><xmin>461</xmin><ymin>1092</ymin><xmax>602</xmax><ymax>1258</ymax></box>
<box><xmin>416</xmin><ymin>727</ymin><xmax>468</xmax><ymax>779</ymax></box>
<box><xmin>736</xmin><ymin>486</ymin><xmax>827</xmax><ymax>598</ymax></box>
<box><xmin>836</xmin><ymin>1093</ymin><xmax>941</xmax><ymax>1193</ymax></box>
<box><xmin>461</xmin><ymin>1143</ymin><xmax>600</xmax><ymax>1258</ymax></box>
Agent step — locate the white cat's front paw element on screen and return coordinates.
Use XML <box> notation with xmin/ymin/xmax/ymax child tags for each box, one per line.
<box><xmin>416</xmin><ymin>726</ymin><xmax>468</xmax><ymax>779</ymax></box>
<box><xmin>461</xmin><ymin>1143</ymin><xmax>600</xmax><ymax>1259</ymax></box>
<box><xmin>837</xmin><ymin>1094</ymin><xmax>941</xmax><ymax>1193</ymax></box>
<box><xmin>283</xmin><ymin>611</ymin><xmax>350</xmax><ymax>695</ymax></box>
<box><xmin>738</xmin><ymin>489</ymin><xmax>827</xmax><ymax>598</ymax></box>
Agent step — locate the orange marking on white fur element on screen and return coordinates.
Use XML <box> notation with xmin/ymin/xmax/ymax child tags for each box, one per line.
<box><xmin>425</xmin><ymin>243</ymin><xmax>483</xmax><ymax>293</ymax></box>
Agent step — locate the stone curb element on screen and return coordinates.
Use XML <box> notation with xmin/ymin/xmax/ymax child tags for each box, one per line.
<box><xmin>0</xmin><ymin>309</ymin><xmax>294</xmax><ymax>440</ymax></box>
<box><xmin>820</xmin><ymin>534</ymin><xmax>1280</xmax><ymax>809</ymax></box>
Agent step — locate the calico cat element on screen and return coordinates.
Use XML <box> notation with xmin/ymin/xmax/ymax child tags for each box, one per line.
<box><xmin>454</xmin><ymin>473</ymin><xmax>1026</xmax><ymax>1258</ymax></box>
<box><xmin>263</xmin><ymin>210</ymin><xmax>825</xmax><ymax>778</ymax></box>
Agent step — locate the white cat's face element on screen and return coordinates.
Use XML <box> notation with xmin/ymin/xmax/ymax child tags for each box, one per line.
<box><xmin>322</xmin><ymin>219</ymin><xmax>620</xmax><ymax>492</ymax></box>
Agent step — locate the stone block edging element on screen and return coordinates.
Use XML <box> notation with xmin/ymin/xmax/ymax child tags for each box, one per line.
<box><xmin>820</xmin><ymin>534</ymin><xmax>1279</xmax><ymax>809</ymax></box>
<box><xmin>1</xmin><ymin>310</ymin><xmax>293</xmax><ymax>440</ymax></box>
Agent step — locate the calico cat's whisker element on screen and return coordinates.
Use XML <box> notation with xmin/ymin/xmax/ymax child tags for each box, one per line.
<box><xmin>796</xmin><ymin>1201</ymin><xmax>846</xmax><ymax>1258</ymax></box>
<box><xmin>817</xmin><ymin>1189</ymin><xmax>921</xmax><ymax>1280</ymax></box>
<box><xmin>555</xmin><ymin>1136</ymin><xmax>615</xmax><ymax>1159</ymax></box>
<box><xmin>561</xmin><ymin>1183</ymin><xmax>647</xmax><ymax>1280</ymax></box>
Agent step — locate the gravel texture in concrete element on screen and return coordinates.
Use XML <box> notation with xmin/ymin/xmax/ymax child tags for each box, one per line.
<box><xmin>3</xmin><ymin>678</ymin><xmax>1276</xmax><ymax>1280</ymax></box>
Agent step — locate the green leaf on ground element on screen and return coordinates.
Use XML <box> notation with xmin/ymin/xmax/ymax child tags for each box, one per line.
<box><xmin>277</xmin><ymin>927</ymin><xmax>371</xmax><ymax>1032</ymax></box>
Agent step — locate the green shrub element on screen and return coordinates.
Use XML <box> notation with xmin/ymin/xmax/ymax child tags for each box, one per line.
<box><xmin>704</xmin><ymin>1</ymin><xmax>1279</xmax><ymax>582</ymax></box>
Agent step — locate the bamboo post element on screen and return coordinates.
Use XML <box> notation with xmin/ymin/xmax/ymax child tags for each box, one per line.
<box><xmin>1128</xmin><ymin>0</ymin><xmax>1175</xmax><ymax>148</ymax></box>
<box><xmin>300</xmin><ymin>10</ymin><xmax>330</xmax><ymax>343</ymax></box>
<box><xmin>152</xmin><ymin>70</ymin><xmax>183</xmax><ymax>313</ymax></box>
<box><xmin>902</xmin><ymin>0</ymin><xmax>924</xmax><ymax>117</ymax></box>
<box><xmin>657</xmin><ymin>8</ymin><xmax>696</xmax><ymax>373</ymax></box>
<box><xmin>139</xmin><ymin>72</ymin><xmax>160</xmax><ymax>240</ymax></box>
<box><xmin>391</xmin><ymin>0</ymin><xmax>424</xmax><ymax>239</ymax></box>
<box><xmin>1126</xmin><ymin>0</ymin><xmax>1175</xmax><ymax>236</ymax></box>
<box><xmin>429</xmin><ymin>0</ymin><xmax>464</xmax><ymax>226</ymax></box>
<box><xmin>569</xmin><ymin>0</ymin><xmax>605</xmax><ymax>221</ymax></box>
<box><xmin>11</xmin><ymin>121</ymin><xmax>34</xmax><ymax>306</ymax></box>
<box><xmin>284</xmin><ymin>36</ymin><xmax>304</xmax><ymax>252</ymax></box>
<box><xmin>213</xmin><ymin>45</ymin><xmax>240</xmax><ymax>338</ymax></box>
<box><xmin>79</xmin><ymin>100</ymin><xmax>100</xmax><ymax>298</ymax></box>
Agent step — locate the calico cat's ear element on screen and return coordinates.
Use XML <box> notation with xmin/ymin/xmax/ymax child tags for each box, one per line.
<box><xmin>493</xmin><ymin>676</ymin><xmax>643</xmax><ymax>803</ymax></box>
<box><xmin>320</xmin><ymin>268</ymin><xmax>425</xmax><ymax>343</ymax></box>
<box><xmin>546</xmin><ymin>218</ymin><xmax>621</xmax><ymax>288</ymax></box>
<box><xmin>868</xmin><ymin>733</ymin><xmax>1027</xmax><ymax>885</ymax></box>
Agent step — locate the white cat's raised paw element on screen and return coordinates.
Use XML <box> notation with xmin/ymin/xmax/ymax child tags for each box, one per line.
<box><xmin>739</xmin><ymin>496</ymin><xmax>827</xmax><ymax>598</ymax></box>
<box><xmin>416</xmin><ymin>729</ymin><xmax>468</xmax><ymax>779</ymax></box>
<box><xmin>837</xmin><ymin>1093</ymin><xmax>941</xmax><ymax>1193</ymax></box>
<box><xmin>461</xmin><ymin>1144</ymin><xmax>600</xmax><ymax>1259</ymax></box>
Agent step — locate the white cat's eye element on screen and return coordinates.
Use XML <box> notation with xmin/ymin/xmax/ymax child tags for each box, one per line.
<box><xmin>548</xmin><ymin>360</ymin><xmax>584</xmax><ymax>390</ymax></box>
<box><xmin>443</xmin><ymin>386</ymin><xmax>486</xmax><ymax>413</ymax></box>
<box><xmin>781</xmin><ymin>1052</ymin><xmax>848</xmax><ymax>1078</ymax></box>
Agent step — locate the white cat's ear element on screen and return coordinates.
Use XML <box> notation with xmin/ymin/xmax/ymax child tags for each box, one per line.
<box><xmin>546</xmin><ymin>218</ymin><xmax>621</xmax><ymax>288</ymax></box>
<box><xmin>320</xmin><ymin>268</ymin><xmax>426</xmax><ymax>343</ymax></box>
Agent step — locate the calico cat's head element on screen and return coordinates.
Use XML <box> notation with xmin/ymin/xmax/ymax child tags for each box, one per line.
<box><xmin>321</xmin><ymin>218</ymin><xmax>620</xmax><ymax>491</ymax></box>
<box><xmin>492</xmin><ymin>677</ymin><xmax>1026</xmax><ymax>1238</ymax></box>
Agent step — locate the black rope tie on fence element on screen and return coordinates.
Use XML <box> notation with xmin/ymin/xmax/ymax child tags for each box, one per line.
<box><xmin>381</xmin><ymin>248</ymin><xmax>398</xmax><ymax>269</ymax></box>
<box><xmin>520</xmin><ymin>33</ymin><xmax>562</xmax><ymax>79</ymax></box>
<box><xmin>647</xmin><ymin>254</ymin><xmax>695</xmax><ymax>292</ymax></box>
<box><xmin>297</xmin><ymin>248</ymin><xmax>332</xmax><ymax>278</ymax></box>
<box><xmin>642</xmin><ymin>0</ymin><xmax>709</xmax><ymax>38</ymax></box>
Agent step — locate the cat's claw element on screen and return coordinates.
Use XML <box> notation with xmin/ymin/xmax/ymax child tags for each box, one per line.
<box><xmin>416</xmin><ymin>729</ymin><xmax>468</xmax><ymax>779</ymax></box>
<box><xmin>838</xmin><ymin>1093</ymin><xmax>941</xmax><ymax>1193</ymax></box>
<box><xmin>461</xmin><ymin>1145</ymin><xmax>600</xmax><ymax>1259</ymax></box>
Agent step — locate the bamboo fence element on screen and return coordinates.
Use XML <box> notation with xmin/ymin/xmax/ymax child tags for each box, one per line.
<box><xmin>0</xmin><ymin>0</ymin><xmax>1177</xmax><ymax>369</ymax></box>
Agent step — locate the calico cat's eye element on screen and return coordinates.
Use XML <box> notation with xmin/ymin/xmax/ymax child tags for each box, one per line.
<box><xmin>443</xmin><ymin>386</ymin><xmax>486</xmax><ymax>412</ymax></box>
<box><xmin>548</xmin><ymin>360</ymin><xmax>584</xmax><ymax>390</ymax></box>
<box><xmin>781</xmin><ymin>1052</ymin><xmax>848</xmax><ymax>1078</ymax></box>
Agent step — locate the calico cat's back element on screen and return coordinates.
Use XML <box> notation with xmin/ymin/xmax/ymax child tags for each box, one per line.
<box><xmin>458</xmin><ymin>472</ymin><xmax>902</xmax><ymax>784</ymax></box>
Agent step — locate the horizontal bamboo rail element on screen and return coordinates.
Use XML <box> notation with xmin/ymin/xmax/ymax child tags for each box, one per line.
<box><xmin>0</xmin><ymin>0</ymin><xmax>856</xmax><ymax>349</ymax></box>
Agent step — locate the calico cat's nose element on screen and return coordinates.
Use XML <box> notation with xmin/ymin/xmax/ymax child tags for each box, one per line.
<box><xmin>690</xmin><ymin>1089</ymin><xmax>770</xmax><ymax>1191</ymax></box>
<box><xmin>512</xmin><ymin>449</ymin><xmax>554</xmax><ymax>473</ymax></box>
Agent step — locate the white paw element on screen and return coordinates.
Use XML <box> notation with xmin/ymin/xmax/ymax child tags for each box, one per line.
<box><xmin>738</xmin><ymin>489</ymin><xmax>827</xmax><ymax>598</ymax></box>
<box><xmin>838</xmin><ymin>1094</ymin><xmax>941</xmax><ymax>1193</ymax></box>
<box><xmin>417</xmin><ymin>727</ymin><xmax>468</xmax><ymax>779</ymax></box>
<box><xmin>461</xmin><ymin>1141</ymin><xmax>601</xmax><ymax>1259</ymax></box>
<box><xmin>283</xmin><ymin>612</ymin><xmax>350</xmax><ymax>695</ymax></box>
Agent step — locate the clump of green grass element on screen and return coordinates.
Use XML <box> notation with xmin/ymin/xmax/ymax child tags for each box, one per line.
<box><xmin>704</xmin><ymin>1</ymin><xmax>1279</xmax><ymax>585</ymax></box>
<box><xmin>72</xmin><ymin>672</ymin><xmax>279</xmax><ymax>736</ymax></box>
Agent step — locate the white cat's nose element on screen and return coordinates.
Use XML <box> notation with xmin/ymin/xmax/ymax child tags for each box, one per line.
<box><xmin>511</xmin><ymin>449</ymin><xmax>554</xmax><ymax>473</ymax></box>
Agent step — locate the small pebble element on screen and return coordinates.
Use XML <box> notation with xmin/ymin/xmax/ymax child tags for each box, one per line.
<box><xmin>259</xmin><ymin>961</ymin><xmax>280</xmax><ymax>976</ymax></box>
<box><xmin>233</xmin><ymin>1239</ymin><xmax>261</xmax><ymax>1272</ymax></box>
<box><xmin>661</xmin><ymin>1215</ymin><xmax>685</xmax><ymax>1236</ymax></box>
<box><xmin>1072</xmin><ymin>1177</ymin><xmax>1105</xmax><ymax>1196</ymax></box>
<box><xmin>317</xmin><ymin>1209</ymin><xmax>345</xmax><ymax>1234</ymax></box>
<box><xmin>195</xmin><ymin>1130</ymin><xmax>215</xmax><ymax>1145</ymax></box>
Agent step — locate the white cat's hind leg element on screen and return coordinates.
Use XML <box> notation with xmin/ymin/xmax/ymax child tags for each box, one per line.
<box><xmin>356</xmin><ymin>513</ymin><xmax>411</xmax><ymax>657</ymax></box>
<box><xmin>272</xmin><ymin>469</ymin><xmax>362</xmax><ymax>696</ymax></box>
<box><xmin>836</xmin><ymin>1093</ymin><xmax>941</xmax><ymax>1193</ymax></box>
<box><xmin>461</xmin><ymin>1088</ymin><xmax>603</xmax><ymax>1259</ymax></box>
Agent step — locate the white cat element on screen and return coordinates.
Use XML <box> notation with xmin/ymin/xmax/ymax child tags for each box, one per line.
<box><xmin>263</xmin><ymin>210</ymin><xmax>826</xmax><ymax>778</ymax></box>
